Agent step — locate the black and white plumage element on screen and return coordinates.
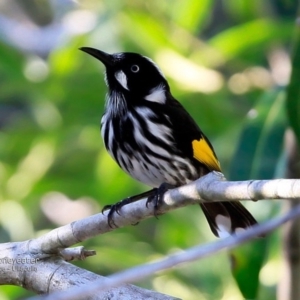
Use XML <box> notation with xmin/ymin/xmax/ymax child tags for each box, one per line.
<box><xmin>80</xmin><ymin>47</ymin><xmax>258</xmax><ymax>238</ymax></box>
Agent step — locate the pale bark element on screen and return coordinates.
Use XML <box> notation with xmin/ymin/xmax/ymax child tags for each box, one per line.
<box><xmin>0</xmin><ymin>173</ymin><xmax>300</xmax><ymax>299</ymax></box>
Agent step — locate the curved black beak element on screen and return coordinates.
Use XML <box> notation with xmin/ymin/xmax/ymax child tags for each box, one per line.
<box><xmin>79</xmin><ymin>47</ymin><xmax>114</xmax><ymax>67</ymax></box>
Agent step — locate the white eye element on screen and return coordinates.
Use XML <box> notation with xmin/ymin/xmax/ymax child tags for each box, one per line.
<box><xmin>131</xmin><ymin>65</ymin><xmax>139</xmax><ymax>73</ymax></box>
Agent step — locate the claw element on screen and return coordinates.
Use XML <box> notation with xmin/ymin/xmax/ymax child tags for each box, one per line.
<box><xmin>103</xmin><ymin>199</ymin><xmax>130</xmax><ymax>228</ymax></box>
<box><xmin>101</xmin><ymin>186</ymin><xmax>173</xmax><ymax>227</ymax></box>
<box><xmin>102</xmin><ymin>204</ymin><xmax>112</xmax><ymax>213</ymax></box>
<box><xmin>146</xmin><ymin>183</ymin><xmax>174</xmax><ymax>217</ymax></box>
<box><xmin>107</xmin><ymin>205</ymin><xmax>118</xmax><ymax>228</ymax></box>
<box><xmin>146</xmin><ymin>193</ymin><xmax>162</xmax><ymax>218</ymax></box>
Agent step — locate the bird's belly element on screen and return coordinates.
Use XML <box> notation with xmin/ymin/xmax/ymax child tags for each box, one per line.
<box><xmin>102</xmin><ymin>115</ymin><xmax>199</xmax><ymax>187</ymax></box>
<box><xmin>113</xmin><ymin>147</ymin><xmax>198</xmax><ymax>188</ymax></box>
<box><xmin>125</xmin><ymin>157</ymin><xmax>171</xmax><ymax>187</ymax></box>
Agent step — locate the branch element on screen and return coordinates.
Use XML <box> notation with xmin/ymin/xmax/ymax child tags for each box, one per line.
<box><xmin>2</xmin><ymin>173</ymin><xmax>300</xmax><ymax>298</ymax></box>
<box><xmin>29</xmin><ymin>203</ymin><xmax>300</xmax><ymax>300</ymax></box>
<box><xmin>28</xmin><ymin>172</ymin><xmax>300</xmax><ymax>255</ymax></box>
<box><xmin>0</xmin><ymin>242</ymin><xmax>177</xmax><ymax>300</ymax></box>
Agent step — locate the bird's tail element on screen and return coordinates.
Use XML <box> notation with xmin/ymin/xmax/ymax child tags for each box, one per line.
<box><xmin>200</xmin><ymin>202</ymin><xmax>258</xmax><ymax>238</ymax></box>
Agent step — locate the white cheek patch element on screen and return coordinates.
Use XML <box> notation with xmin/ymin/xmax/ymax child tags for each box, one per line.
<box><xmin>115</xmin><ymin>70</ymin><xmax>129</xmax><ymax>90</ymax></box>
<box><xmin>145</xmin><ymin>85</ymin><xmax>166</xmax><ymax>104</ymax></box>
<box><xmin>215</xmin><ymin>214</ymin><xmax>232</xmax><ymax>238</ymax></box>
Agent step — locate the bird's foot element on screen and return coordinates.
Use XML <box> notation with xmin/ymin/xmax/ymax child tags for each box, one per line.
<box><xmin>102</xmin><ymin>189</ymin><xmax>157</xmax><ymax>228</ymax></box>
<box><xmin>146</xmin><ymin>183</ymin><xmax>174</xmax><ymax>217</ymax></box>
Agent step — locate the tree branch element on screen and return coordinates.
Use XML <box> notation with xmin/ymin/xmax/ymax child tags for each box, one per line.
<box><xmin>0</xmin><ymin>242</ymin><xmax>177</xmax><ymax>300</ymax></box>
<box><xmin>2</xmin><ymin>173</ymin><xmax>300</xmax><ymax>298</ymax></box>
<box><xmin>29</xmin><ymin>172</ymin><xmax>300</xmax><ymax>255</ymax></box>
<box><xmin>30</xmin><ymin>202</ymin><xmax>300</xmax><ymax>300</ymax></box>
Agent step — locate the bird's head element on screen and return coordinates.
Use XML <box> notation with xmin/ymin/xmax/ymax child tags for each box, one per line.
<box><xmin>80</xmin><ymin>47</ymin><xmax>170</xmax><ymax>104</ymax></box>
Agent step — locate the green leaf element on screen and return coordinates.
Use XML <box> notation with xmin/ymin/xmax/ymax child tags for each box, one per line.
<box><xmin>209</xmin><ymin>19</ymin><xmax>292</xmax><ymax>60</ymax></box>
<box><xmin>229</xmin><ymin>88</ymin><xmax>286</xmax><ymax>180</ymax></box>
<box><xmin>170</xmin><ymin>0</ymin><xmax>213</xmax><ymax>32</ymax></box>
<box><xmin>286</xmin><ymin>23</ymin><xmax>300</xmax><ymax>143</ymax></box>
<box><xmin>230</xmin><ymin>239</ymin><xmax>268</xmax><ymax>299</ymax></box>
<box><xmin>228</xmin><ymin>88</ymin><xmax>286</xmax><ymax>298</ymax></box>
<box><xmin>0</xmin><ymin>43</ymin><xmax>24</xmax><ymax>79</ymax></box>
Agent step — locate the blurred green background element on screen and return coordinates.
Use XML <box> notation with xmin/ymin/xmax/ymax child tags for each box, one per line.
<box><xmin>0</xmin><ymin>0</ymin><xmax>299</xmax><ymax>299</ymax></box>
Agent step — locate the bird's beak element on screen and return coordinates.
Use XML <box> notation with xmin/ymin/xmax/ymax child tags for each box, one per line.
<box><xmin>79</xmin><ymin>47</ymin><xmax>114</xmax><ymax>67</ymax></box>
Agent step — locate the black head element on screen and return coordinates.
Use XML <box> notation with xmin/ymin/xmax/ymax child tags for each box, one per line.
<box><xmin>80</xmin><ymin>47</ymin><xmax>170</xmax><ymax>103</ymax></box>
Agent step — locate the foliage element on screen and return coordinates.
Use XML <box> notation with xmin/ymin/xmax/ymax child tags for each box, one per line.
<box><xmin>286</xmin><ymin>12</ymin><xmax>300</xmax><ymax>144</ymax></box>
<box><xmin>0</xmin><ymin>0</ymin><xmax>299</xmax><ymax>299</ymax></box>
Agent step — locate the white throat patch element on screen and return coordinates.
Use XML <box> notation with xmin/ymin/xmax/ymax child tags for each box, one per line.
<box><xmin>145</xmin><ymin>85</ymin><xmax>166</xmax><ymax>104</ymax></box>
<box><xmin>115</xmin><ymin>71</ymin><xmax>129</xmax><ymax>90</ymax></box>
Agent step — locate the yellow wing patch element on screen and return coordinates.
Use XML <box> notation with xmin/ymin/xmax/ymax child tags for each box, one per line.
<box><xmin>192</xmin><ymin>137</ymin><xmax>221</xmax><ymax>171</ymax></box>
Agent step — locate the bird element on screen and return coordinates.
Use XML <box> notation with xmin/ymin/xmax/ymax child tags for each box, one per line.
<box><xmin>80</xmin><ymin>46</ymin><xmax>258</xmax><ymax>238</ymax></box>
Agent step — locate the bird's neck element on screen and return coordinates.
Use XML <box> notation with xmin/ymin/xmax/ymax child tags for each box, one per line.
<box><xmin>105</xmin><ymin>90</ymin><xmax>128</xmax><ymax>118</ymax></box>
